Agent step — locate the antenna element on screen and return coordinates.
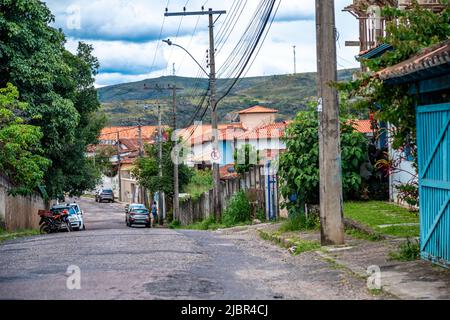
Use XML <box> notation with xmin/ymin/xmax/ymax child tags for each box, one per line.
<box><xmin>173</xmin><ymin>63</ymin><xmax>176</xmax><ymax>76</ymax></box>
<box><xmin>293</xmin><ymin>45</ymin><xmax>297</xmax><ymax>74</ymax></box>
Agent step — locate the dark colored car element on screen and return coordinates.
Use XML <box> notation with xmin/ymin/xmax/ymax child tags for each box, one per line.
<box><xmin>126</xmin><ymin>207</ymin><xmax>151</xmax><ymax>228</ymax></box>
<box><xmin>95</xmin><ymin>189</ymin><xmax>115</xmax><ymax>203</ymax></box>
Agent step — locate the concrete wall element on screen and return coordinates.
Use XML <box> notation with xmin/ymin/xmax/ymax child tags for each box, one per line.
<box><xmin>0</xmin><ymin>174</ymin><xmax>48</xmax><ymax>231</ymax></box>
<box><xmin>240</xmin><ymin>114</ymin><xmax>276</xmax><ymax>130</ymax></box>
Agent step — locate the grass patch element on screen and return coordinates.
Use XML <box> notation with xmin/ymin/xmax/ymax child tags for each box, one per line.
<box><xmin>258</xmin><ymin>230</ymin><xmax>320</xmax><ymax>255</ymax></box>
<box><xmin>389</xmin><ymin>238</ymin><xmax>421</xmax><ymax>261</ymax></box>
<box><xmin>345</xmin><ymin>228</ymin><xmax>383</xmax><ymax>241</ymax></box>
<box><xmin>278</xmin><ymin>214</ymin><xmax>320</xmax><ymax>233</ymax></box>
<box><xmin>0</xmin><ymin>228</ymin><xmax>40</xmax><ymax>244</ymax></box>
<box><xmin>344</xmin><ymin>201</ymin><xmax>419</xmax><ymax>238</ymax></box>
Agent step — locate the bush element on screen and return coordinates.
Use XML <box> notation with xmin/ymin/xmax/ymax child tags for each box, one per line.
<box><xmin>222</xmin><ymin>191</ymin><xmax>252</xmax><ymax>227</ymax></box>
<box><xmin>168</xmin><ymin>220</ymin><xmax>181</xmax><ymax>229</ymax></box>
<box><xmin>279</xmin><ymin>109</ymin><xmax>369</xmax><ymax>211</ymax></box>
<box><xmin>256</xmin><ymin>209</ymin><xmax>266</xmax><ymax>222</ymax></box>
<box><xmin>279</xmin><ymin>212</ymin><xmax>320</xmax><ymax>233</ymax></box>
<box><xmin>389</xmin><ymin>238</ymin><xmax>420</xmax><ymax>261</ymax></box>
<box><xmin>184</xmin><ymin>169</ymin><xmax>214</xmax><ymax>200</ymax></box>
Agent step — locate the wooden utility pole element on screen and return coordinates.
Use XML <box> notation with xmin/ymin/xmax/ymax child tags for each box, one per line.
<box><xmin>137</xmin><ymin>119</ymin><xmax>146</xmax><ymax>205</ymax></box>
<box><xmin>208</xmin><ymin>10</ymin><xmax>221</xmax><ymax>220</ymax></box>
<box><xmin>171</xmin><ymin>85</ymin><xmax>180</xmax><ymax>222</ymax></box>
<box><xmin>116</xmin><ymin>132</ymin><xmax>122</xmax><ymax>202</ymax></box>
<box><xmin>157</xmin><ymin>105</ymin><xmax>166</xmax><ymax>225</ymax></box>
<box><xmin>316</xmin><ymin>0</ymin><xmax>345</xmax><ymax>246</ymax></box>
<box><xmin>165</xmin><ymin>8</ymin><xmax>226</xmax><ymax>221</ymax></box>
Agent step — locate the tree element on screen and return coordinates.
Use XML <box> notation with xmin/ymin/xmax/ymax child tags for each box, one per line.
<box><xmin>0</xmin><ymin>0</ymin><xmax>105</xmax><ymax>198</ymax></box>
<box><xmin>133</xmin><ymin>138</ymin><xmax>192</xmax><ymax>198</ymax></box>
<box><xmin>278</xmin><ymin>110</ymin><xmax>368</xmax><ymax>213</ymax></box>
<box><xmin>0</xmin><ymin>83</ymin><xmax>50</xmax><ymax>195</ymax></box>
<box><xmin>234</xmin><ymin>144</ymin><xmax>260</xmax><ymax>174</ymax></box>
<box><xmin>338</xmin><ymin>2</ymin><xmax>450</xmax><ymax>150</ymax></box>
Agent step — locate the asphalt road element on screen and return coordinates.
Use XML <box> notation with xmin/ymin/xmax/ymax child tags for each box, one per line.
<box><xmin>0</xmin><ymin>198</ymin><xmax>381</xmax><ymax>300</ymax></box>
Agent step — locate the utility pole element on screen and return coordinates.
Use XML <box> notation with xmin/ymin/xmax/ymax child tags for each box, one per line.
<box><xmin>157</xmin><ymin>105</ymin><xmax>166</xmax><ymax>225</ymax></box>
<box><xmin>143</xmin><ymin>84</ymin><xmax>183</xmax><ymax>222</ymax></box>
<box><xmin>116</xmin><ymin>132</ymin><xmax>122</xmax><ymax>202</ymax></box>
<box><xmin>137</xmin><ymin>119</ymin><xmax>146</xmax><ymax>205</ymax></box>
<box><xmin>171</xmin><ymin>84</ymin><xmax>180</xmax><ymax>222</ymax></box>
<box><xmin>316</xmin><ymin>0</ymin><xmax>345</xmax><ymax>246</ymax></box>
<box><xmin>293</xmin><ymin>45</ymin><xmax>297</xmax><ymax>74</ymax></box>
<box><xmin>165</xmin><ymin>8</ymin><xmax>226</xmax><ymax>221</ymax></box>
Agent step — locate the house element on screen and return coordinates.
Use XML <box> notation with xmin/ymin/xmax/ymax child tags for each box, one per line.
<box><xmin>88</xmin><ymin>126</ymin><xmax>165</xmax><ymax>203</ymax></box>
<box><xmin>377</xmin><ymin>39</ymin><xmax>450</xmax><ymax>268</ymax></box>
<box><xmin>177</xmin><ymin>106</ymin><xmax>287</xmax><ymax>168</ymax></box>
<box><xmin>343</xmin><ymin>0</ymin><xmax>446</xmax><ymax>57</ymax></box>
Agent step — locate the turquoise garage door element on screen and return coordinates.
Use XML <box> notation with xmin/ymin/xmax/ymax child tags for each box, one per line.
<box><xmin>416</xmin><ymin>103</ymin><xmax>450</xmax><ymax>268</ymax></box>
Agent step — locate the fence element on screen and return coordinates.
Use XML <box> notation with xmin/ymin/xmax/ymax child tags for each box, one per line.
<box><xmin>0</xmin><ymin>174</ymin><xmax>48</xmax><ymax>231</ymax></box>
<box><xmin>179</xmin><ymin>165</ymin><xmax>278</xmax><ymax>226</ymax></box>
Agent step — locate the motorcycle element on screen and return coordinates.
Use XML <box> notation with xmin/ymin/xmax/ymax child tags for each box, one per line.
<box><xmin>38</xmin><ymin>210</ymin><xmax>73</xmax><ymax>234</ymax></box>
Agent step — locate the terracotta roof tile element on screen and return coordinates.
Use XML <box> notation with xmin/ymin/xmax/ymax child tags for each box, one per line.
<box><xmin>238</xmin><ymin>106</ymin><xmax>278</xmax><ymax>114</ymax></box>
<box><xmin>352</xmin><ymin>119</ymin><xmax>373</xmax><ymax>134</ymax></box>
<box><xmin>237</xmin><ymin>122</ymin><xmax>288</xmax><ymax>140</ymax></box>
<box><xmin>378</xmin><ymin>39</ymin><xmax>450</xmax><ymax>82</ymax></box>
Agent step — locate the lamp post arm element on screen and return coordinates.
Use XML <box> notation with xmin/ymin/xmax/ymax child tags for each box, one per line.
<box><xmin>163</xmin><ymin>40</ymin><xmax>209</xmax><ymax>77</ymax></box>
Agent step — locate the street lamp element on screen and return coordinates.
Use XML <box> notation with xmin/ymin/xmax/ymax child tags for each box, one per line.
<box><xmin>162</xmin><ymin>39</ymin><xmax>209</xmax><ymax>77</ymax></box>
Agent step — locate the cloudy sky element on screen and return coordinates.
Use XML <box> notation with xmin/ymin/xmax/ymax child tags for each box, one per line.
<box><xmin>44</xmin><ymin>0</ymin><xmax>361</xmax><ymax>87</ymax></box>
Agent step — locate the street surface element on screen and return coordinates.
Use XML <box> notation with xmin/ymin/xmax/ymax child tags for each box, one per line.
<box><xmin>0</xmin><ymin>198</ymin><xmax>382</xmax><ymax>300</ymax></box>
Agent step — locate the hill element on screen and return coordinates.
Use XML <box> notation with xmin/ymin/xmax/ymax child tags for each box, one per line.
<box><xmin>98</xmin><ymin>69</ymin><xmax>357</xmax><ymax>127</ymax></box>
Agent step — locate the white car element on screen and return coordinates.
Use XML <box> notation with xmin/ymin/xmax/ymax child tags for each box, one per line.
<box><xmin>67</xmin><ymin>203</ymin><xmax>86</xmax><ymax>231</ymax></box>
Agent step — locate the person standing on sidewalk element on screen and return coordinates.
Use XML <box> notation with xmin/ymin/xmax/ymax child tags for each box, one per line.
<box><xmin>151</xmin><ymin>202</ymin><xmax>158</xmax><ymax>227</ymax></box>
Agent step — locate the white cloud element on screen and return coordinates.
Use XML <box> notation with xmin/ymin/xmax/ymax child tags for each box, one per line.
<box><xmin>45</xmin><ymin>0</ymin><xmax>361</xmax><ymax>86</ymax></box>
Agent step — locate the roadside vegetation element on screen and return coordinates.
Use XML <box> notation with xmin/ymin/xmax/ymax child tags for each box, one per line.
<box><xmin>183</xmin><ymin>170</ymin><xmax>214</xmax><ymax>201</ymax></box>
<box><xmin>389</xmin><ymin>238</ymin><xmax>421</xmax><ymax>262</ymax></box>
<box><xmin>171</xmin><ymin>191</ymin><xmax>257</xmax><ymax>230</ymax></box>
<box><xmin>0</xmin><ymin>228</ymin><xmax>40</xmax><ymax>244</ymax></box>
<box><xmin>344</xmin><ymin>201</ymin><xmax>419</xmax><ymax>238</ymax></box>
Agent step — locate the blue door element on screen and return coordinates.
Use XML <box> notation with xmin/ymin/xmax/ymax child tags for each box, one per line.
<box><xmin>416</xmin><ymin>103</ymin><xmax>450</xmax><ymax>268</ymax></box>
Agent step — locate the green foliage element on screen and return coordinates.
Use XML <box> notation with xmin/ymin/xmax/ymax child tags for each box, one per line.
<box><xmin>255</xmin><ymin>209</ymin><xmax>266</xmax><ymax>222</ymax></box>
<box><xmin>279</xmin><ymin>213</ymin><xmax>320</xmax><ymax>233</ymax></box>
<box><xmin>234</xmin><ymin>144</ymin><xmax>260</xmax><ymax>174</ymax></box>
<box><xmin>338</xmin><ymin>2</ymin><xmax>450</xmax><ymax>150</ymax></box>
<box><xmin>344</xmin><ymin>201</ymin><xmax>419</xmax><ymax>238</ymax></box>
<box><xmin>396</xmin><ymin>182</ymin><xmax>419</xmax><ymax>211</ymax></box>
<box><xmin>0</xmin><ymin>1</ymin><xmax>105</xmax><ymax>198</ymax></box>
<box><xmin>278</xmin><ymin>109</ymin><xmax>368</xmax><ymax>209</ymax></box>
<box><xmin>222</xmin><ymin>191</ymin><xmax>252</xmax><ymax>227</ymax></box>
<box><xmin>184</xmin><ymin>169</ymin><xmax>213</xmax><ymax>200</ymax></box>
<box><xmin>389</xmin><ymin>238</ymin><xmax>421</xmax><ymax>261</ymax></box>
<box><xmin>0</xmin><ymin>83</ymin><xmax>50</xmax><ymax>195</ymax></box>
<box><xmin>133</xmin><ymin>136</ymin><xmax>192</xmax><ymax>197</ymax></box>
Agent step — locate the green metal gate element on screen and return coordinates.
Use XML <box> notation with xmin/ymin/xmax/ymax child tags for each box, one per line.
<box><xmin>416</xmin><ymin>103</ymin><xmax>450</xmax><ymax>268</ymax></box>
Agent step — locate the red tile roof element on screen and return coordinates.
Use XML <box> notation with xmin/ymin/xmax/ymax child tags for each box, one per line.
<box><xmin>238</xmin><ymin>106</ymin><xmax>278</xmax><ymax>115</ymax></box>
<box><xmin>99</xmin><ymin>126</ymin><xmax>164</xmax><ymax>141</ymax></box>
<box><xmin>378</xmin><ymin>39</ymin><xmax>450</xmax><ymax>81</ymax></box>
<box><xmin>351</xmin><ymin>120</ymin><xmax>373</xmax><ymax>134</ymax></box>
<box><xmin>178</xmin><ymin>123</ymin><xmax>245</xmax><ymax>144</ymax></box>
<box><xmin>237</xmin><ymin>122</ymin><xmax>288</xmax><ymax>140</ymax></box>
<box><xmin>220</xmin><ymin>164</ymin><xmax>239</xmax><ymax>180</ymax></box>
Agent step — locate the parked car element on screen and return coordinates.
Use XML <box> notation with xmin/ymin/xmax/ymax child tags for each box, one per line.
<box><xmin>50</xmin><ymin>205</ymin><xmax>79</xmax><ymax>231</ymax></box>
<box><xmin>126</xmin><ymin>206</ymin><xmax>151</xmax><ymax>228</ymax></box>
<box><xmin>125</xmin><ymin>203</ymin><xmax>146</xmax><ymax>214</ymax></box>
<box><xmin>67</xmin><ymin>203</ymin><xmax>86</xmax><ymax>231</ymax></box>
<box><xmin>95</xmin><ymin>189</ymin><xmax>115</xmax><ymax>203</ymax></box>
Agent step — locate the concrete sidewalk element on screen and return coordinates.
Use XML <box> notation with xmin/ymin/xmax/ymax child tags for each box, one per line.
<box><xmin>254</xmin><ymin>224</ymin><xmax>450</xmax><ymax>300</ymax></box>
